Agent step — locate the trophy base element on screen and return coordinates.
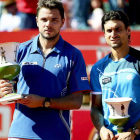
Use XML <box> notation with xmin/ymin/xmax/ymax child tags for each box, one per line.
<box><xmin>0</xmin><ymin>93</ymin><xmax>23</xmax><ymax>105</ymax></box>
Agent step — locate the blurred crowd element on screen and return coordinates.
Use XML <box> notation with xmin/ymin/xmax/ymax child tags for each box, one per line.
<box><xmin>0</xmin><ymin>0</ymin><xmax>140</xmax><ymax>32</ymax></box>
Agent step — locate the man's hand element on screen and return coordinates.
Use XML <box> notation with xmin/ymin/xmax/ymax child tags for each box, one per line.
<box><xmin>0</xmin><ymin>79</ymin><xmax>13</xmax><ymax>97</ymax></box>
<box><xmin>16</xmin><ymin>94</ymin><xmax>45</xmax><ymax>108</ymax></box>
<box><xmin>115</xmin><ymin>131</ymin><xmax>135</xmax><ymax>140</ymax></box>
<box><xmin>100</xmin><ymin>126</ymin><xmax>116</xmax><ymax>140</ymax></box>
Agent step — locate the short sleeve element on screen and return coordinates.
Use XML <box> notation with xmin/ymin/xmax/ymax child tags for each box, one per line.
<box><xmin>90</xmin><ymin>65</ymin><xmax>102</xmax><ymax>94</ymax></box>
<box><xmin>68</xmin><ymin>48</ymin><xmax>91</xmax><ymax>94</ymax></box>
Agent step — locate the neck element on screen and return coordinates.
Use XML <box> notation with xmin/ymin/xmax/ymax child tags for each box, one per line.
<box><xmin>111</xmin><ymin>46</ymin><xmax>130</xmax><ymax>61</ymax></box>
<box><xmin>38</xmin><ymin>35</ymin><xmax>60</xmax><ymax>55</ymax></box>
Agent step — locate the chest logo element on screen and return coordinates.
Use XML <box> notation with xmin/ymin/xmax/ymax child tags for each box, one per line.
<box><xmin>102</xmin><ymin>77</ymin><xmax>111</xmax><ymax>85</ymax></box>
<box><xmin>126</xmin><ymin>75</ymin><xmax>133</xmax><ymax>81</ymax></box>
<box><xmin>55</xmin><ymin>64</ymin><xmax>61</xmax><ymax>68</ymax></box>
<box><xmin>22</xmin><ymin>62</ymin><xmax>38</xmax><ymax>65</ymax></box>
<box><xmin>81</xmin><ymin>77</ymin><xmax>88</xmax><ymax>81</ymax></box>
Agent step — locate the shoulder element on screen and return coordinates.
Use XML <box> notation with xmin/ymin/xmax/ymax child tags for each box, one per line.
<box><xmin>93</xmin><ymin>54</ymin><xmax>110</xmax><ymax>68</ymax></box>
<box><xmin>63</xmin><ymin>40</ymin><xmax>83</xmax><ymax>57</ymax></box>
<box><xmin>91</xmin><ymin>54</ymin><xmax>110</xmax><ymax>74</ymax></box>
<box><xmin>16</xmin><ymin>38</ymin><xmax>35</xmax><ymax>62</ymax></box>
<box><xmin>19</xmin><ymin>38</ymin><xmax>34</xmax><ymax>50</ymax></box>
<box><xmin>129</xmin><ymin>47</ymin><xmax>140</xmax><ymax>60</ymax></box>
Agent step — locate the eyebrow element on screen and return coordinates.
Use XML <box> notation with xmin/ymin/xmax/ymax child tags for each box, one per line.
<box><xmin>106</xmin><ymin>26</ymin><xmax>122</xmax><ymax>30</ymax></box>
<box><xmin>52</xmin><ymin>17</ymin><xmax>59</xmax><ymax>19</ymax></box>
<box><xmin>115</xmin><ymin>26</ymin><xmax>122</xmax><ymax>29</ymax></box>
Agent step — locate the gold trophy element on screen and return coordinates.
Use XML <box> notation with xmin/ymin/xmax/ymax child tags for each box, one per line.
<box><xmin>0</xmin><ymin>42</ymin><xmax>23</xmax><ymax>105</ymax></box>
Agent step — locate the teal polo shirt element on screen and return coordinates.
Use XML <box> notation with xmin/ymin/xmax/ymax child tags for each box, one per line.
<box><xmin>90</xmin><ymin>47</ymin><xmax>140</xmax><ymax>140</ymax></box>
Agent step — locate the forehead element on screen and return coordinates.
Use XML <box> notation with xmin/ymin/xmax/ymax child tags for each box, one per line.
<box><xmin>104</xmin><ymin>20</ymin><xmax>125</xmax><ymax>30</ymax></box>
<box><xmin>38</xmin><ymin>7</ymin><xmax>61</xmax><ymax>18</ymax></box>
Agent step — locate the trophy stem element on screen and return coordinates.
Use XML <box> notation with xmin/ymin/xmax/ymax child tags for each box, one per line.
<box><xmin>109</xmin><ymin>117</ymin><xmax>130</xmax><ymax>133</ymax></box>
<box><xmin>9</xmin><ymin>81</ymin><xmax>16</xmax><ymax>93</ymax></box>
<box><xmin>117</xmin><ymin>126</ymin><xmax>124</xmax><ymax>133</ymax></box>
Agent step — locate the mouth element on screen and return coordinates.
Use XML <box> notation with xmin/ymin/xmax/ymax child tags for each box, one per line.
<box><xmin>44</xmin><ymin>29</ymin><xmax>53</xmax><ymax>33</ymax></box>
<box><xmin>111</xmin><ymin>38</ymin><xmax>119</xmax><ymax>43</ymax></box>
<box><xmin>44</xmin><ymin>30</ymin><xmax>51</xmax><ymax>33</ymax></box>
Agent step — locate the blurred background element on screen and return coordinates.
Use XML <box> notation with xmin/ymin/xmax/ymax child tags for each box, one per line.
<box><xmin>0</xmin><ymin>0</ymin><xmax>140</xmax><ymax>140</ymax></box>
<box><xmin>1</xmin><ymin>0</ymin><xmax>140</xmax><ymax>31</ymax></box>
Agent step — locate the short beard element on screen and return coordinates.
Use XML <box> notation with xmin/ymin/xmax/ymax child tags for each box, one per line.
<box><xmin>111</xmin><ymin>42</ymin><xmax>122</xmax><ymax>49</ymax></box>
<box><xmin>41</xmin><ymin>32</ymin><xmax>59</xmax><ymax>41</ymax></box>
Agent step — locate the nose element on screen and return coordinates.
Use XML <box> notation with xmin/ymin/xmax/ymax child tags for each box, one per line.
<box><xmin>111</xmin><ymin>31</ymin><xmax>117</xmax><ymax>38</ymax></box>
<box><xmin>45</xmin><ymin>20</ymin><xmax>52</xmax><ymax>27</ymax></box>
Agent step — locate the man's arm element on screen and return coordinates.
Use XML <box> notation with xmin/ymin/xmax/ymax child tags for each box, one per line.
<box><xmin>49</xmin><ymin>92</ymin><xmax>83</xmax><ymax>109</ymax></box>
<box><xmin>90</xmin><ymin>94</ymin><xmax>104</xmax><ymax>131</ymax></box>
<box><xmin>16</xmin><ymin>92</ymin><xmax>83</xmax><ymax>110</ymax></box>
<box><xmin>90</xmin><ymin>94</ymin><xmax>115</xmax><ymax>140</ymax></box>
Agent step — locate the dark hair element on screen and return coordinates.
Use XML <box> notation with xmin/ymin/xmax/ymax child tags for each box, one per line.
<box><xmin>102</xmin><ymin>10</ymin><xmax>131</xmax><ymax>43</ymax></box>
<box><xmin>36</xmin><ymin>0</ymin><xmax>64</xmax><ymax>19</ymax></box>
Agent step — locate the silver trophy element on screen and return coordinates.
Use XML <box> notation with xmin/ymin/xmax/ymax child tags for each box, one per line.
<box><xmin>0</xmin><ymin>42</ymin><xmax>23</xmax><ymax>105</ymax></box>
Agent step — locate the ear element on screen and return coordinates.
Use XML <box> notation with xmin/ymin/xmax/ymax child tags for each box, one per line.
<box><xmin>127</xmin><ymin>26</ymin><xmax>131</xmax><ymax>35</ymax></box>
<box><xmin>36</xmin><ymin>17</ymin><xmax>39</xmax><ymax>27</ymax></box>
<box><xmin>60</xmin><ymin>18</ymin><xmax>65</xmax><ymax>28</ymax></box>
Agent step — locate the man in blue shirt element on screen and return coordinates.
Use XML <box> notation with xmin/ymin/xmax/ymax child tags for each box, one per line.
<box><xmin>90</xmin><ymin>10</ymin><xmax>140</xmax><ymax>140</ymax></box>
<box><xmin>0</xmin><ymin>0</ymin><xmax>91</xmax><ymax>140</ymax></box>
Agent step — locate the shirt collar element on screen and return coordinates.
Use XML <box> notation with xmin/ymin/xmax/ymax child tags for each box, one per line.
<box><xmin>30</xmin><ymin>34</ymin><xmax>64</xmax><ymax>54</ymax></box>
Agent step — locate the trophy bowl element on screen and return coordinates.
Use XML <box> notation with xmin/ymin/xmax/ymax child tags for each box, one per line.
<box><xmin>104</xmin><ymin>97</ymin><xmax>132</xmax><ymax>133</ymax></box>
<box><xmin>0</xmin><ymin>42</ymin><xmax>23</xmax><ymax>105</ymax></box>
<box><xmin>0</xmin><ymin>64</ymin><xmax>20</xmax><ymax>81</ymax></box>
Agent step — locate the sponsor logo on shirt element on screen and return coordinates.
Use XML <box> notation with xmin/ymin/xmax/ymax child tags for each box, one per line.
<box><xmin>55</xmin><ymin>64</ymin><xmax>61</xmax><ymax>68</ymax></box>
<box><xmin>126</xmin><ymin>75</ymin><xmax>132</xmax><ymax>80</ymax></box>
<box><xmin>22</xmin><ymin>62</ymin><xmax>38</xmax><ymax>65</ymax></box>
<box><xmin>102</xmin><ymin>77</ymin><xmax>111</xmax><ymax>85</ymax></box>
<box><xmin>81</xmin><ymin>77</ymin><xmax>88</xmax><ymax>80</ymax></box>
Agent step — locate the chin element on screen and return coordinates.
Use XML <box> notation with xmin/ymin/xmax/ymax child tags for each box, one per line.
<box><xmin>112</xmin><ymin>45</ymin><xmax>121</xmax><ymax>49</ymax></box>
<box><xmin>41</xmin><ymin>32</ymin><xmax>59</xmax><ymax>40</ymax></box>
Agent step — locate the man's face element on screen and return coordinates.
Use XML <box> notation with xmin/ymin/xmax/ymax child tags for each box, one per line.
<box><xmin>36</xmin><ymin>8</ymin><xmax>65</xmax><ymax>40</ymax></box>
<box><xmin>104</xmin><ymin>20</ymin><xmax>131</xmax><ymax>49</ymax></box>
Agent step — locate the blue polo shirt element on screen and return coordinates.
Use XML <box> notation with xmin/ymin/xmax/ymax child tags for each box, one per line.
<box><xmin>9</xmin><ymin>34</ymin><xmax>91</xmax><ymax>140</ymax></box>
<box><xmin>90</xmin><ymin>47</ymin><xmax>140</xmax><ymax>140</ymax></box>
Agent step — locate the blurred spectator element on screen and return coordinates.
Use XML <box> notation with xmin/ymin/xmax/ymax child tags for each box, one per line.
<box><xmin>126</xmin><ymin>0</ymin><xmax>140</xmax><ymax>25</ymax></box>
<box><xmin>61</xmin><ymin>0</ymin><xmax>73</xmax><ymax>29</ymax></box>
<box><xmin>71</xmin><ymin>0</ymin><xmax>90</xmax><ymax>30</ymax></box>
<box><xmin>87</xmin><ymin>0</ymin><xmax>104</xmax><ymax>31</ymax></box>
<box><xmin>108</xmin><ymin>0</ymin><xmax>125</xmax><ymax>11</ymax></box>
<box><xmin>108</xmin><ymin>0</ymin><xmax>140</xmax><ymax>26</ymax></box>
<box><xmin>15</xmin><ymin>0</ymin><xmax>38</xmax><ymax>29</ymax></box>
<box><xmin>0</xmin><ymin>0</ymin><xmax>21</xmax><ymax>32</ymax></box>
<box><xmin>0</xmin><ymin>1</ymin><xmax>3</xmax><ymax>16</ymax></box>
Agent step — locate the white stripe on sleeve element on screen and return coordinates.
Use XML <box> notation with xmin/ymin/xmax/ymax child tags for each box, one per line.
<box><xmin>90</xmin><ymin>91</ymin><xmax>102</xmax><ymax>95</ymax></box>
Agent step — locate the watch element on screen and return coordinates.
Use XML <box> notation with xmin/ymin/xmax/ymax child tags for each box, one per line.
<box><xmin>132</xmin><ymin>126</ymin><xmax>140</xmax><ymax>136</ymax></box>
<box><xmin>43</xmin><ymin>97</ymin><xmax>51</xmax><ymax>108</ymax></box>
